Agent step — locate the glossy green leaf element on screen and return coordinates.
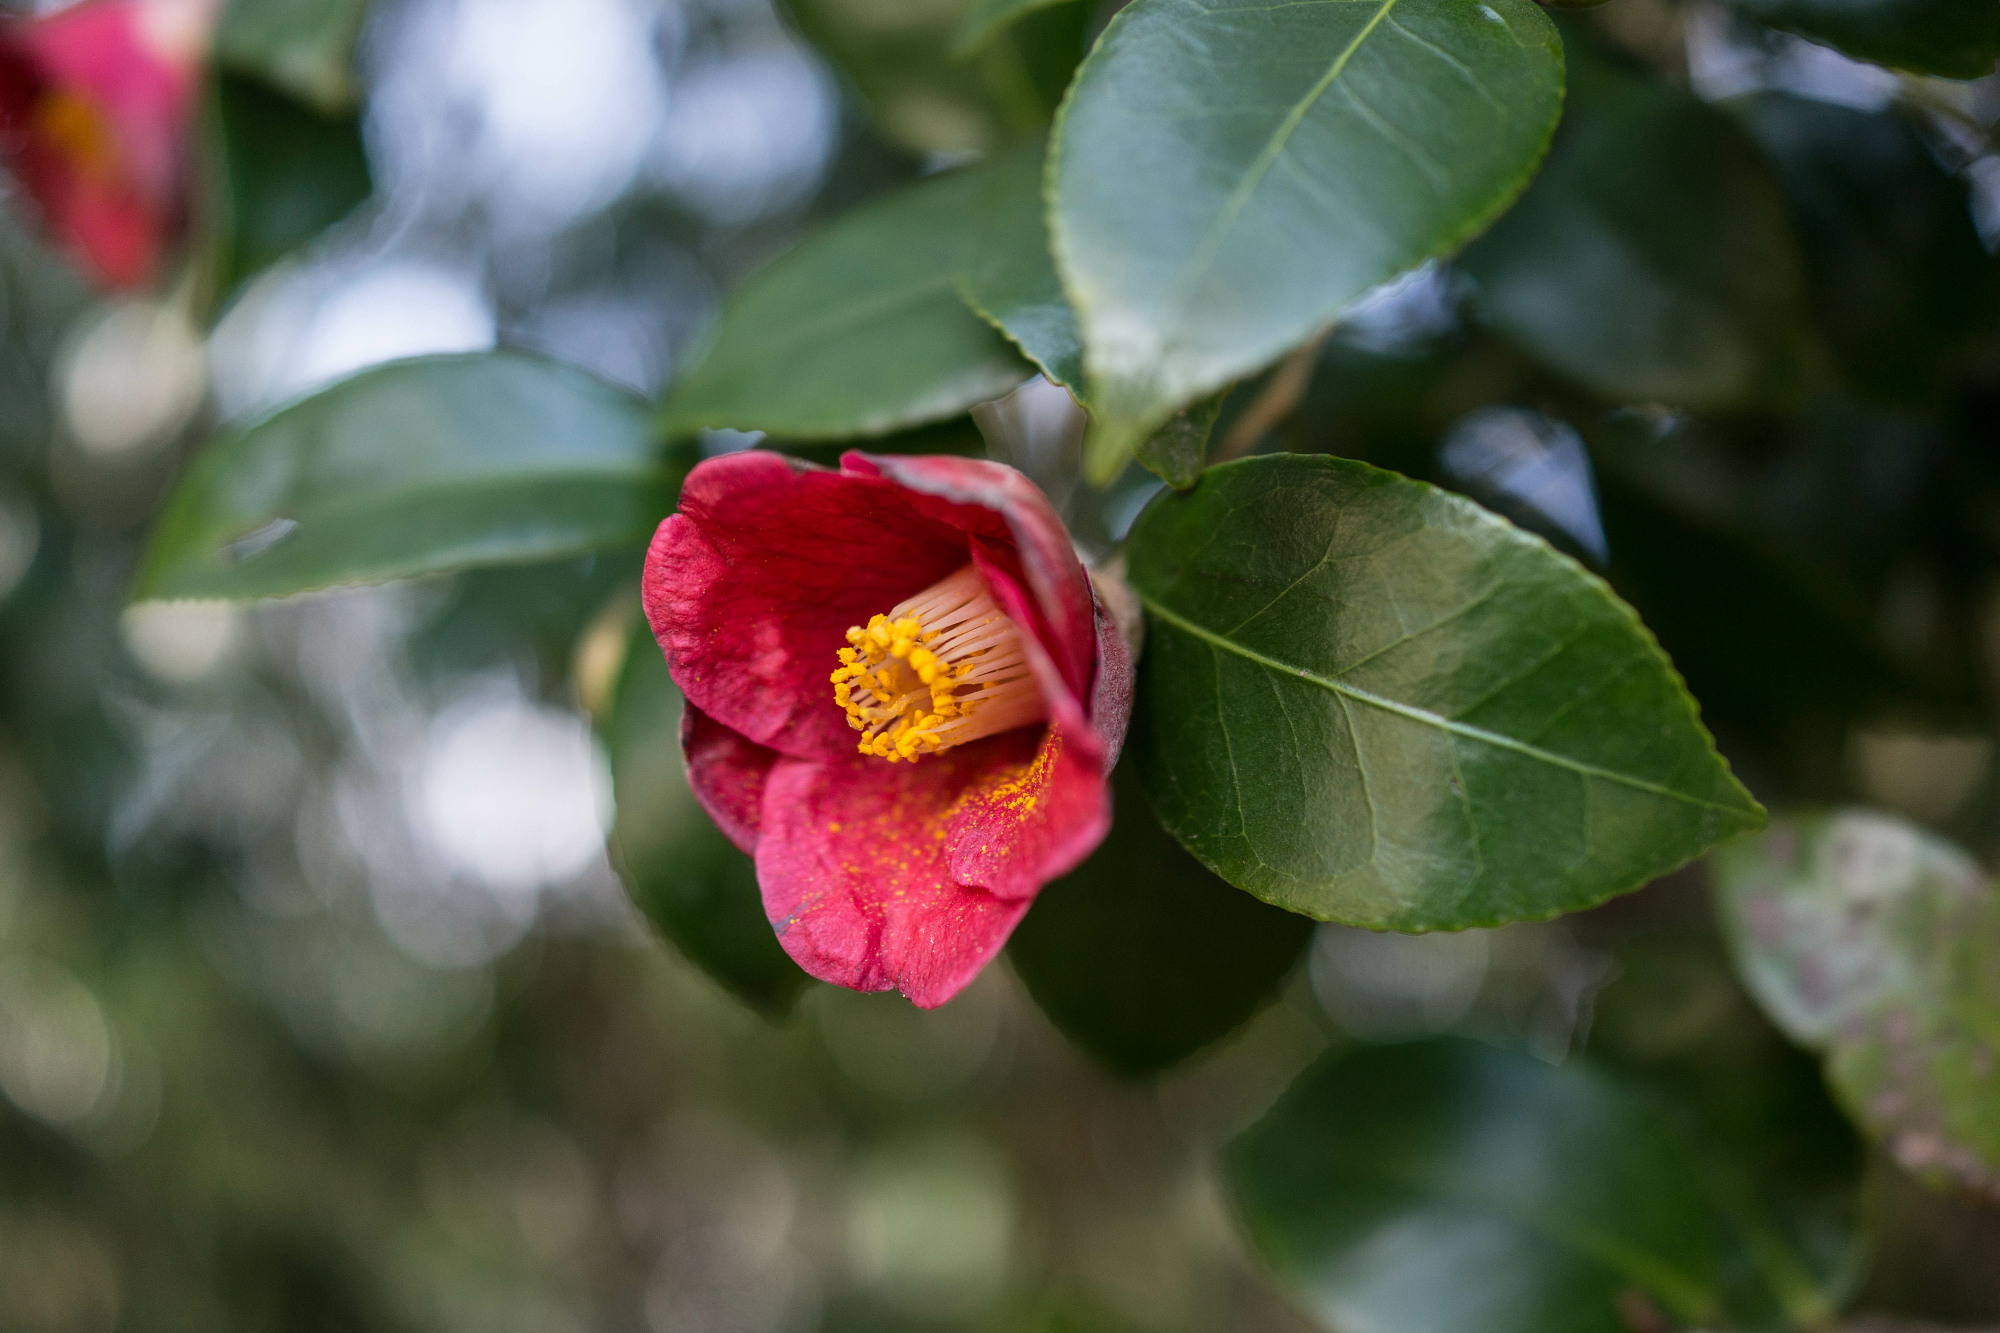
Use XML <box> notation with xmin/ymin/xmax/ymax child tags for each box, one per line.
<box><xmin>205</xmin><ymin>72</ymin><xmax>371</xmax><ymax>306</ymax></box>
<box><xmin>1228</xmin><ymin>1039</ymin><xmax>1739</xmax><ymax>1333</ymax></box>
<box><xmin>785</xmin><ymin>0</ymin><xmax>1089</xmax><ymax>156</ymax></box>
<box><xmin>952</xmin><ymin>0</ymin><xmax>1082</xmax><ymax>56</ymax></box>
<box><xmin>604</xmin><ymin>630</ymin><xmax>811</xmax><ymax>1017</ymax></box>
<box><xmin>1132</xmin><ymin>392</ymin><xmax>1225</xmax><ymax>490</ymax></box>
<box><xmin>1460</xmin><ymin>41</ymin><xmax>1810</xmax><ymax>413</ymax></box>
<box><xmin>1737</xmin><ymin>94</ymin><xmax>2000</xmax><ymax>408</ymax></box>
<box><xmin>1720</xmin><ymin>0</ymin><xmax>2000</xmax><ymax>78</ymax></box>
<box><xmin>1124</xmin><ymin>454</ymin><xmax>1762</xmax><ymax>931</ymax></box>
<box><xmin>1714</xmin><ymin>811</ymin><xmax>2000</xmax><ymax>1197</ymax></box>
<box><xmin>1050</xmin><ymin>0</ymin><xmax>1565</xmax><ymax>481</ymax></box>
<box><xmin>960</xmin><ymin>140</ymin><xmax>1084</xmax><ymax>392</ymax></box>
<box><xmin>1006</xmin><ymin>762</ymin><xmax>1314</xmax><ymax>1075</ymax></box>
<box><xmin>136</xmin><ymin>353</ymin><xmax>677</xmax><ymax>601</ymax></box>
<box><xmin>659</xmin><ymin>168</ymin><xmax>1030</xmax><ymax>442</ymax></box>
<box><xmin>215</xmin><ymin>0</ymin><xmax>371</xmax><ymax>113</ymax></box>
<box><xmin>771</xmin><ymin>414</ymin><xmax>991</xmax><ymax>469</ymax></box>
<box><xmin>410</xmin><ymin>552</ymin><xmax>644</xmax><ymax>686</ymax></box>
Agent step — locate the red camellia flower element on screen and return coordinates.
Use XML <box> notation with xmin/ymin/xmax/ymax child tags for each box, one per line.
<box><xmin>644</xmin><ymin>450</ymin><xmax>1134</xmax><ymax>1008</ymax></box>
<box><xmin>0</xmin><ymin>0</ymin><xmax>214</xmax><ymax>289</ymax></box>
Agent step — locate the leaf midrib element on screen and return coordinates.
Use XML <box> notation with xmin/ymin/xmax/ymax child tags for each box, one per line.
<box><xmin>1139</xmin><ymin>593</ymin><xmax>1751</xmax><ymax>818</ymax></box>
<box><xmin>161</xmin><ymin>464</ymin><xmax>668</xmax><ymax>583</ymax></box>
<box><xmin>1164</xmin><ymin>0</ymin><xmax>1404</xmax><ymax>325</ymax></box>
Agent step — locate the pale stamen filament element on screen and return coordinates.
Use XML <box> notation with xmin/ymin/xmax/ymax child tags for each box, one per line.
<box><xmin>829</xmin><ymin>564</ymin><xmax>1047</xmax><ymax>762</ymax></box>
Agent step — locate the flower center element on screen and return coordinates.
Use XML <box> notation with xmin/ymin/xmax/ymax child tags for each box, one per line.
<box><xmin>830</xmin><ymin>564</ymin><xmax>1045</xmax><ymax>763</ymax></box>
<box><xmin>34</xmin><ymin>91</ymin><xmax>121</xmax><ymax>185</ymax></box>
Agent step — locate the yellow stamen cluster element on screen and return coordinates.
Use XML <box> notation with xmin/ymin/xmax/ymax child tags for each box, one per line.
<box><xmin>831</xmin><ymin>615</ymin><xmax>965</xmax><ymax>758</ymax></box>
<box><xmin>830</xmin><ymin>564</ymin><xmax>1044</xmax><ymax>762</ymax></box>
<box><xmin>35</xmin><ymin>91</ymin><xmax>119</xmax><ymax>183</ymax></box>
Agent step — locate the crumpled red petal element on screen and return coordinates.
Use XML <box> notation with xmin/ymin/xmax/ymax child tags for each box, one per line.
<box><xmin>754</xmin><ymin>733</ymin><xmax>1048</xmax><ymax>1009</ymax></box>
<box><xmin>644</xmin><ymin>449</ymin><xmax>1136</xmax><ymax>1008</ymax></box>
<box><xmin>848</xmin><ymin>452</ymin><xmax>1098</xmax><ymax>704</ymax></box>
<box><xmin>681</xmin><ymin>702</ymin><xmax>775</xmax><ymax>855</ymax></box>
<box><xmin>646</xmin><ymin>451</ymin><xmax>969</xmax><ymax>761</ymax></box>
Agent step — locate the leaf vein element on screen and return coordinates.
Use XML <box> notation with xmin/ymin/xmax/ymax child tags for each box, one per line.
<box><xmin>1338</xmin><ymin>81</ymin><xmax>1451</xmax><ymax>195</ymax></box>
<box><xmin>1141</xmin><ymin>595</ymin><xmax>1748</xmax><ymax>817</ymax></box>
<box><xmin>1384</xmin><ymin>14</ymin><xmax>1505</xmax><ymax>113</ymax></box>
<box><xmin>1444</xmin><ymin>737</ymin><xmax>1485</xmax><ymax>896</ymax></box>
<box><xmin>1165</xmin><ymin>0</ymin><xmax>1404</xmax><ymax>322</ymax></box>
<box><xmin>1334</xmin><ymin>692</ymin><xmax>1380</xmax><ymax>869</ymax></box>
<box><xmin>1331</xmin><ymin>580</ymin><xmax>1505</xmax><ymax>681</ymax></box>
<box><xmin>1213</xmin><ymin>643</ymin><xmax>1252</xmax><ymax>844</ymax></box>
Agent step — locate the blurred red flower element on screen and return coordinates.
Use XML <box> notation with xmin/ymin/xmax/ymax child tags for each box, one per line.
<box><xmin>0</xmin><ymin>0</ymin><xmax>214</xmax><ymax>289</ymax></box>
<box><xmin>645</xmin><ymin>450</ymin><xmax>1134</xmax><ymax>1008</ymax></box>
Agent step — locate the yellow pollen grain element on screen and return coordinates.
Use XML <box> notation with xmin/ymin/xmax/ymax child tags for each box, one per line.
<box><xmin>974</xmin><ymin>736</ymin><xmax>1057</xmax><ymax>817</ymax></box>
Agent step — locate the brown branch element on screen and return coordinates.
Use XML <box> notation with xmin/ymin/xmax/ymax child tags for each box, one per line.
<box><xmin>1212</xmin><ymin>331</ymin><xmax>1328</xmax><ymax>463</ymax></box>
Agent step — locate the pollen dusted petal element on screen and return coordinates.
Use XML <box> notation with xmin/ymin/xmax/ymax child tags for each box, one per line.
<box><xmin>648</xmin><ymin>450</ymin><xmax>1135</xmax><ymax>1008</ymax></box>
<box><xmin>755</xmin><ymin>733</ymin><xmax>1045</xmax><ymax>1008</ymax></box>
<box><xmin>833</xmin><ymin>564</ymin><xmax>1046</xmax><ymax>763</ymax></box>
<box><xmin>645</xmin><ymin>451</ymin><xmax>969</xmax><ymax>762</ymax></box>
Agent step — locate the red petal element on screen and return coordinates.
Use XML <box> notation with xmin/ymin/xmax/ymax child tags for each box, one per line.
<box><xmin>845</xmin><ymin>451</ymin><xmax>1099</xmax><ymax>704</ymax></box>
<box><xmin>652</xmin><ymin>449</ymin><xmax>1136</xmax><ymax>1006</ymax></box>
<box><xmin>681</xmin><ymin>702</ymin><xmax>777</xmax><ymax>854</ymax></box>
<box><xmin>941</xmin><ymin>722</ymin><xmax>1109</xmax><ymax>899</ymax></box>
<box><xmin>755</xmin><ymin>729</ymin><xmax>1076</xmax><ymax>1009</ymax></box>
<box><xmin>645</xmin><ymin>451</ymin><xmax>969</xmax><ymax>761</ymax></box>
<box><xmin>1086</xmin><ymin>574</ymin><xmax>1134</xmax><ymax>763</ymax></box>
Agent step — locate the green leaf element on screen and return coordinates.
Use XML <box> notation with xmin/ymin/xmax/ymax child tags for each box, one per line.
<box><xmin>204</xmin><ymin>72</ymin><xmax>372</xmax><ymax>307</ymax></box>
<box><xmin>215</xmin><ymin>0</ymin><xmax>371</xmax><ymax>114</ymax></box>
<box><xmin>1006</xmin><ymin>761</ymin><xmax>1314</xmax><ymax>1075</ymax></box>
<box><xmin>1588</xmin><ymin>934</ymin><xmax>1863</xmax><ymax>1326</ymax></box>
<box><xmin>1736</xmin><ymin>94</ymin><xmax>2000</xmax><ymax>408</ymax></box>
<box><xmin>959</xmin><ymin>140</ymin><xmax>1084</xmax><ymax>393</ymax></box>
<box><xmin>1132</xmin><ymin>392</ymin><xmax>1225</xmax><ymax>490</ymax></box>
<box><xmin>604</xmin><ymin>629</ymin><xmax>811</xmax><ymax>1017</ymax></box>
<box><xmin>1227</xmin><ymin>1039</ymin><xmax>1742</xmax><ymax>1332</ymax></box>
<box><xmin>1713</xmin><ymin>811</ymin><xmax>2000</xmax><ymax>1197</ymax></box>
<box><xmin>1123</xmin><ymin>454</ymin><xmax>1763</xmax><ymax>931</ymax></box>
<box><xmin>411</xmin><ymin>552</ymin><xmax>644</xmax><ymax>686</ymax></box>
<box><xmin>135</xmin><ymin>353</ymin><xmax>678</xmax><ymax>602</ymax></box>
<box><xmin>770</xmin><ymin>414</ymin><xmax>992</xmax><ymax>469</ymax></box>
<box><xmin>952</xmin><ymin>0</ymin><xmax>1082</xmax><ymax>57</ymax></box>
<box><xmin>1049</xmin><ymin>0</ymin><xmax>1565</xmax><ymax>481</ymax></box>
<box><xmin>1720</xmin><ymin>0</ymin><xmax>2000</xmax><ymax>79</ymax></box>
<box><xmin>785</xmin><ymin>0</ymin><xmax>1089</xmax><ymax>155</ymax></box>
<box><xmin>1460</xmin><ymin>40</ymin><xmax>1810</xmax><ymax>413</ymax></box>
<box><xmin>658</xmin><ymin>167</ymin><xmax>1031</xmax><ymax>442</ymax></box>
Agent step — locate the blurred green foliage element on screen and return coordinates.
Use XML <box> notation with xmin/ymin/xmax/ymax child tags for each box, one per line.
<box><xmin>3</xmin><ymin>0</ymin><xmax>2000</xmax><ymax>1328</ymax></box>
